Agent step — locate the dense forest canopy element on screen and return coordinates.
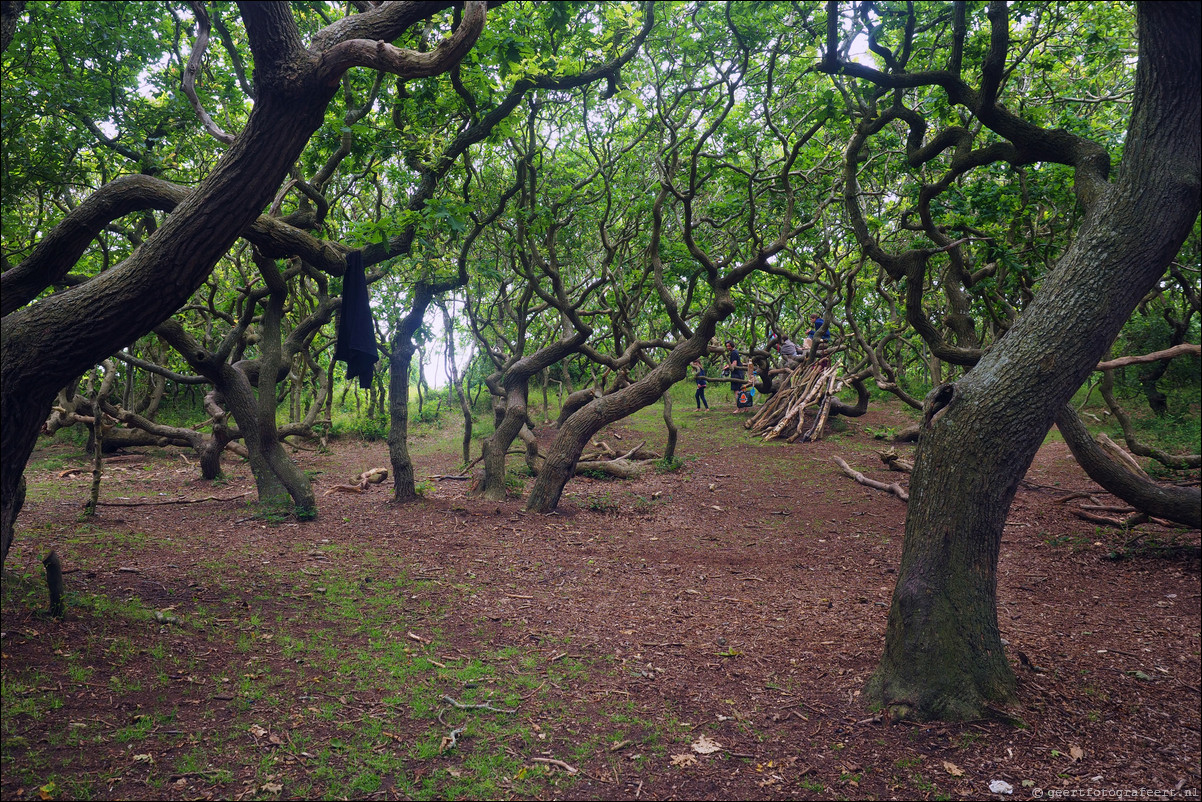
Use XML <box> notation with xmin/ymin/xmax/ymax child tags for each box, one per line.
<box><xmin>2</xmin><ymin>0</ymin><xmax>1198</xmax><ymax>722</ymax></box>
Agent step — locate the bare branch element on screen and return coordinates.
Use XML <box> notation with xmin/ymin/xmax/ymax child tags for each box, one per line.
<box><xmin>184</xmin><ymin>1</ymin><xmax>237</xmax><ymax>145</ymax></box>
<box><xmin>1094</xmin><ymin>343</ymin><xmax>1200</xmax><ymax>371</ymax></box>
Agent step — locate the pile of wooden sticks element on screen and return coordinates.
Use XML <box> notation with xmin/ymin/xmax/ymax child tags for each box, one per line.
<box><xmin>744</xmin><ymin>361</ymin><xmax>842</xmax><ymax>443</ymax></box>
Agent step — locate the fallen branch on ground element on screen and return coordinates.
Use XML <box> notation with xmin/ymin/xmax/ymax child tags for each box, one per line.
<box><xmin>95</xmin><ymin>491</ymin><xmax>251</xmax><ymax>507</ymax></box>
<box><xmin>832</xmin><ymin>456</ymin><xmax>909</xmax><ymax>502</ymax></box>
<box><xmin>323</xmin><ymin>467</ymin><xmax>388</xmax><ymax>496</ymax></box>
<box><xmin>877</xmin><ymin>448</ymin><xmax>914</xmax><ymax>473</ymax></box>
<box><xmin>530</xmin><ymin>757</ymin><xmax>579</xmax><ymax>775</ymax></box>
<box><xmin>576</xmin><ymin>439</ymin><xmax>655</xmax><ymax>479</ymax></box>
<box><xmin>1070</xmin><ymin>508</ymin><xmax>1148</xmax><ymax>528</ymax></box>
<box><xmin>441</xmin><ymin>695</ymin><xmax>517</xmax><ymax>714</ymax></box>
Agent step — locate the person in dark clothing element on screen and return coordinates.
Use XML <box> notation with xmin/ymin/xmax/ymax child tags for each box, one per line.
<box><xmin>692</xmin><ymin>360</ymin><xmax>709</xmax><ymax>410</ymax></box>
<box><xmin>724</xmin><ymin>340</ymin><xmax>745</xmax><ymax>400</ymax></box>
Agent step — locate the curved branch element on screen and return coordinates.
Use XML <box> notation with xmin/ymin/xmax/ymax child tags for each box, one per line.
<box><xmin>184</xmin><ymin>1</ymin><xmax>237</xmax><ymax>145</ymax></box>
<box><xmin>2</xmin><ymin>174</ymin><xmax>351</xmax><ymax>316</ymax></box>
<box><xmin>316</xmin><ymin>1</ymin><xmax>486</xmax><ymax>85</ymax></box>
<box><xmin>112</xmin><ymin>351</ymin><xmax>210</xmax><ymax>385</ymax></box>
<box><xmin>1055</xmin><ymin>404</ymin><xmax>1200</xmax><ymax>528</ymax></box>
<box><xmin>1095</xmin><ymin>343</ymin><xmax>1200</xmax><ymax>371</ymax></box>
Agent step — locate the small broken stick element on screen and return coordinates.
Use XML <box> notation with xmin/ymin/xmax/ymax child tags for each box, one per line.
<box><xmin>530</xmin><ymin>757</ymin><xmax>579</xmax><ymax>775</ymax></box>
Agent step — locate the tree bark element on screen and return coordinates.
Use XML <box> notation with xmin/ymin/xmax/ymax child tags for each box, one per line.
<box><xmin>388</xmin><ymin>336</ymin><xmax>419</xmax><ymax>503</ymax></box>
<box><xmin>867</xmin><ymin>3</ymin><xmax>1200</xmax><ymax>721</ymax></box>
<box><xmin>556</xmin><ymin>388</ymin><xmax>599</xmax><ymax>428</ymax></box>
<box><xmin>481</xmin><ymin>380</ymin><xmax>531</xmax><ymax>500</ymax></box>
<box><xmin>251</xmin><ymin>277</ymin><xmax>317</xmax><ymax>515</ymax></box>
<box><xmin>662</xmin><ymin>390</ymin><xmax>678</xmax><ymax>461</ymax></box>
<box><xmin>480</xmin><ymin>334</ymin><xmax>587</xmax><ymax>500</ymax></box>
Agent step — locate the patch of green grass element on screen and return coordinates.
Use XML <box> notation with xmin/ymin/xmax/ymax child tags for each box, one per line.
<box><xmin>654</xmin><ymin>455</ymin><xmax>684</xmax><ymax>473</ymax></box>
<box><xmin>66</xmin><ymin>662</ymin><xmax>94</xmax><ymax>683</ymax></box>
<box><xmin>113</xmin><ymin>714</ymin><xmax>157</xmax><ymax>743</ymax></box>
<box><xmin>2</xmin><ymin>675</ymin><xmax>65</xmax><ymax>725</ymax></box>
<box><xmin>71</xmin><ymin>592</ymin><xmax>157</xmax><ymax>626</ymax></box>
<box><xmin>586</xmin><ymin>491</ymin><xmax>620</xmax><ymax>513</ymax></box>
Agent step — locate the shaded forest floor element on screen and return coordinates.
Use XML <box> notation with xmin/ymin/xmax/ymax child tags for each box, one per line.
<box><xmin>2</xmin><ymin>397</ymin><xmax>1200</xmax><ymax>801</ymax></box>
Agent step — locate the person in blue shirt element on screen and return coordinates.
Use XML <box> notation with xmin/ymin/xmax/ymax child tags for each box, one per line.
<box><xmin>807</xmin><ymin>316</ymin><xmax>830</xmax><ymax>343</ymax></box>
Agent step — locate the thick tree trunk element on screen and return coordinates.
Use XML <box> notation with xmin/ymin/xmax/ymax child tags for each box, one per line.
<box><xmin>479</xmin><ymin>334</ymin><xmax>588</xmax><ymax>500</ymax></box>
<box><xmin>518</xmin><ymin>423</ymin><xmax>541</xmax><ymax>474</ymax></box>
<box><xmin>481</xmin><ymin>382</ymin><xmax>529</xmax><ymax>500</ymax></box>
<box><xmin>252</xmin><ymin>284</ymin><xmax>317</xmax><ymax>514</ymax></box>
<box><xmin>868</xmin><ymin>3</ymin><xmax>1200</xmax><ymax>721</ymax></box>
<box><xmin>199</xmin><ymin>392</ymin><xmax>233</xmax><ymax>481</ymax></box>
<box><xmin>388</xmin><ymin>339</ymin><xmax>419</xmax><ymax>503</ymax></box>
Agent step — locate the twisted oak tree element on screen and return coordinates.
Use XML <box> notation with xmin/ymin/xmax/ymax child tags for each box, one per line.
<box><xmin>823</xmin><ymin>0</ymin><xmax>1199</xmax><ymax>721</ymax></box>
<box><xmin>1</xmin><ymin>1</ymin><xmax>489</xmax><ymax>566</ymax></box>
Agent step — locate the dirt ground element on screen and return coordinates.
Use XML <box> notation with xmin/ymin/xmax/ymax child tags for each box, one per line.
<box><xmin>2</xmin><ymin>399</ymin><xmax>1199</xmax><ymax>801</ymax></box>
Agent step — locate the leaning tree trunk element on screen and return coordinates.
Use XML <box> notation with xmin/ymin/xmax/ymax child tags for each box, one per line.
<box><xmin>388</xmin><ymin>284</ymin><xmax>450</xmax><ymax>503</ymax></box>
<box><xmin>867</xmin><ymin>3</ymin><xmax>1200</xmax><ymax>722</ymax></box>
<box><xmin>199</xmin><ymin>391</ymin><xmax>234</xmax><ymax>480</ymax></box>
<box><xmin>661</xmin><ymin>390</ymin><xmax>677</xmax><ymax>461</ymax></box>
<box><xmin>250</xmin><ymin>280</ymin><xmax>317</xmax><ymax>515</ymax></box>
<box><xmin>479</xmin><ymin>334</ymin><xmax>588</xmax><ymax>500</ymax></box>
<box><xmin>526</xmin><ymin>305</ymin><xmax>730</xmax><ymax>513</ymax></box>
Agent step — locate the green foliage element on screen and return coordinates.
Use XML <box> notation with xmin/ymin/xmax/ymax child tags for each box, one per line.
<box><xmin>504</xmin><ymin>468</ymin><xmax>527</xmax><ymax>495</ymax></box>
<box><xmin>654</xmin><ymin>455</ymin><xmax>684</xmax><ymax>473</ymax></box>
<box><xmin>336</xmin><ymin>416</ymin><xmax>390</xmax><ymax>443</ymax></box>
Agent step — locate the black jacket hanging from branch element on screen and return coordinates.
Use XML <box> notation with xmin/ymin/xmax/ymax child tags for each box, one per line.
<box><xmin>333</xmin><ymin>250</ymin><xmax>378</xmax><ymax>388</ymax></box>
